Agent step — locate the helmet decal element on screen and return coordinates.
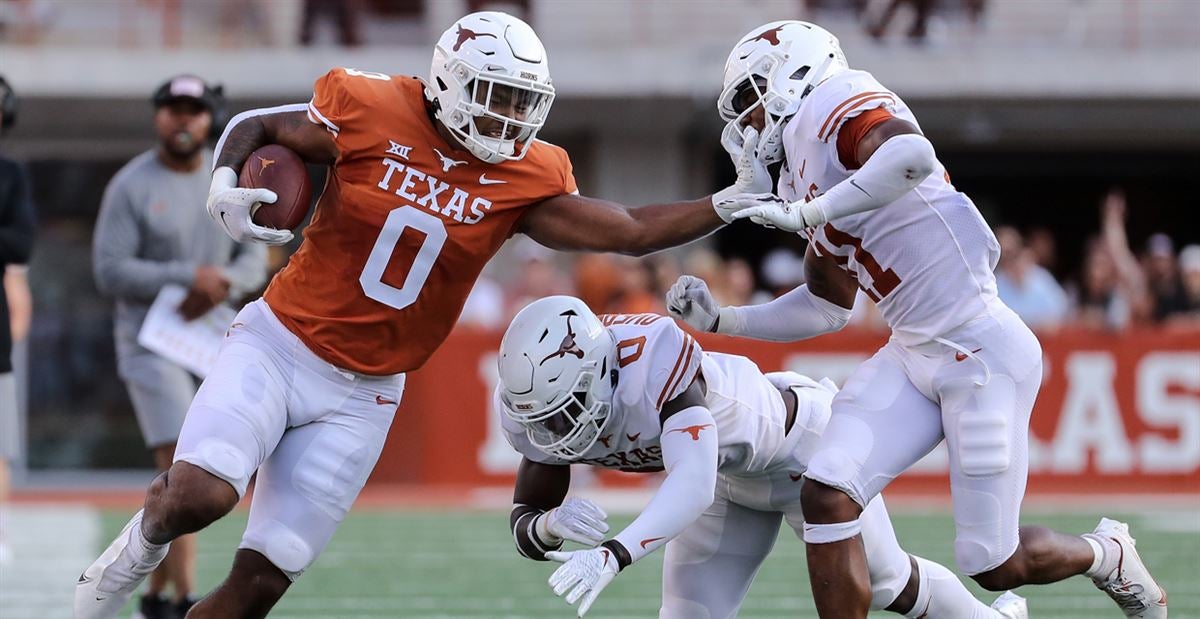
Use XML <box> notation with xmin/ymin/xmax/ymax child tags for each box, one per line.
<box><xmin>539</xmin><ymin>312</ymin><xmax>585</xmax><ymax>364</ymax></box>
<box><xmin>452</xmin><ymin>25</ymin><xmax>496</xmax><ymax>52</ymax></box>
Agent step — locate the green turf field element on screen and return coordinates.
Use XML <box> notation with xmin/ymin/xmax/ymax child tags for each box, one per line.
<box><xmin>99</xmin><ymin>507</ymin><xmax>1198</xmax><ymax>618</ymax></box>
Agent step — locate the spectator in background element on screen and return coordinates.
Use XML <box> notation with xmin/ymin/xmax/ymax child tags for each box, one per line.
<box><xmin>0</xmin><ymin>74</ymin><xmax>35</xmax><ymax>566</ymax></box>
<box><xmin>1069</xmin><ymin>189</ymin><xmax>1150</xmax><ymax>329</ymax></box>
<box><xmin>1142</xmin><ymin>233</ymin><xmax>1189</xmax><ymax>322</ymax></box>
<box><xmin>994</xmin><ymin>225</ymin><xmax>1068</xmax><ymax>330</ymax></box>
<box><xmin>1166</xmin><ymin>245</ymin><xmax>1200</xmax><ymax>328</ymax></box>
<box><xmin>1025</xmin><ymin>225</ymin><xmax>1058</xmax><ymax>273</ymax></box>
<box><xmin>506</xmin><ymin>237</ymin><xmax>571</xmax><ymax>318</ymax></box>
<box><xmin>91</xmin><ymin>75</ymin><xmax>267</xmax><ymax>619</ymax></box>
<box><xmin>300</xmin><ymin>0</ymin><xmax>363</xmax><ymax>46</ymax></box>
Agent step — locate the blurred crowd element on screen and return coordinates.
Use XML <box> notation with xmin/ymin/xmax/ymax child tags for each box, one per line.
<box><xmin>459</xmin><ymin>188</ymin><xmax>1200</xmax><ymax>334</ymax></box>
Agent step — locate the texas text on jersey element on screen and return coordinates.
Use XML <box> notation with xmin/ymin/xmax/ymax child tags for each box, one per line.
<box><xmin>266</xmin><ymin>68</ymin><xmax>577</xmax><ymax>375</ymax></box>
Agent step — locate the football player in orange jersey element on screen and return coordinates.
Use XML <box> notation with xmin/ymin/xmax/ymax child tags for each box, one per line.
<box><xmin>75</xmin><ymin>11</ymin><xmax>776</xmax><ymax>619</ymax></box>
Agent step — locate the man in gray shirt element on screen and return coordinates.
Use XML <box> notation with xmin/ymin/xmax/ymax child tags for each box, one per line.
<box><xmin>92</xmin><ymin>75</ymin><xmax>267</xmax><ymax>619</ymax></box>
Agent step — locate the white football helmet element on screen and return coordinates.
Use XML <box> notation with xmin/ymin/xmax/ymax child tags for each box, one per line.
<box><xmin>718</xmin><ymin>21</ymin><xmax>848</xmax><ymax>164</ymax></box>
<box><xmin>498</xmin><ymin>296</ymin><xmax>616</xmax><ymax>461</ymax></box>
<box><xmin>429</xmin><ymin>11</ymin><xmax>555</xmax><ymax>164</ymax></box>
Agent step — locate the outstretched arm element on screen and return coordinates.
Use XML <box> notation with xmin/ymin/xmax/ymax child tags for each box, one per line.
<box><xmin>510</xmin><ymin>459</ymin><xmax>610</xmax><ymax>561</ymax></box>
<box><xmin>668</xmin><ymin>243</ymin><xmax>857</xmax><ymax>341</ymax></box>
<box><xmin>519</xmin><ymin>193</ymin><xmax>724</xmax><ymax>257</ymax></box>
<box><xmin>545</xmin><ymin>379</ymin><xmax>717</xmax><ymax>616</ymax></box>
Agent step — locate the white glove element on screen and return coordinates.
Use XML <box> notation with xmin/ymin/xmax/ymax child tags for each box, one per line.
<box><xmin>206</xmin><ymin>166</ymin><xmax>294</xmax><ymax>245</ymax></box>
<box><xmin>537</xmin><ymin>498</ymin><xmax>609</xmax><ymax>547</ymax></box>
<box><xmin>546</xmin><ymin>547</ymin><xmax>621</xmax><ymax>617</ymax></box>
<box><xmin>665</xmin><ymin>275</ymin><xmax>721</xmax><ymax>332</ymax></box>
<box><xmin>711</xmin><ymin>128</ymin><xmax>774</xmax><ymax>223</ymax></box>
<box><xmin>730</xmin><ymin>194</ymin><xmax>826</xmax><ymax>233</ymax></box>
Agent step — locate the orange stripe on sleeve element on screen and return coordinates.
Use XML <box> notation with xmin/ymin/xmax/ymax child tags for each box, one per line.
<box><xmin>817</xmin><ymin>91</ymin><xmax>893</xmax><ymax>141</ymax></box>
<box><xmin>820</xmin><ymin>94</ymin><xmax>896</xmax><ymax>143</ymax></box>
<box><xmin>836</xmin><ymin>107</ymin><xmax>895</xmax><ymax>169</ymax></box>
<box><xmin>656</xmin><ymin>335</ymin><xmax>694</xmax><ymax>410</ymax></box>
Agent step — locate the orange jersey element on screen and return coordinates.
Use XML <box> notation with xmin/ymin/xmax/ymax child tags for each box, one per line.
<box><xmin>265</xmin><ymin>68</ymin><xmax>576</xmax><ymax>375</ymax></box>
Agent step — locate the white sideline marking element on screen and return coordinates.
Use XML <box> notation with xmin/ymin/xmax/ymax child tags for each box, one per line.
<box><xmin>0</xmin><ymin>504</ymin><xmax>100</xmax><ymax>619</ymax></box>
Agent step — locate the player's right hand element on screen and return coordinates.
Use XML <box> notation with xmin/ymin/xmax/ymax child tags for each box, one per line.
<box><xmin>546</xmin><ymin>547</ymin><xmax>620</xmax><ymax>617</ymax></box>
<box><xmin>711</xmin><ymin>128</ymin><xmax>774</xmax><ymax>223</ymax></box>
<box><xmin>540</xmin><ymin>498</ymin><xmax>609</xmax><ymax>547</ymax></box>
<box><xmin>666</xmin><ymin>275</ymin><xmax>720</xmax><ymax>332</ymax></box>
<box><xmin>206</xmin><ymin>166</ymin><xmax>293</xmax><ymax>246</ymax></box>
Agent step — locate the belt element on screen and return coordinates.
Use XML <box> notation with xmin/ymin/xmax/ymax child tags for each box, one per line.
<box><xmin>778</xmin><ymin>386</ymin><xmax>798</xmax><ymax>436</ymax></box>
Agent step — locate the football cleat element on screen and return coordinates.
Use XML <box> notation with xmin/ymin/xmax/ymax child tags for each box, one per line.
<box><xmin>1088</xmin><ymin>518</ymin><xmax>1168</xmax><ymax>618</ymax></box>
<box><xmin>131</xmin><ymin>592</ymin><xmax>172</xmax><ymax>619</ymax></box>
<box><xmin>990</xmin><ymin>591</ymin><xmax>1028</xmax><ymax>619</ymax></box>
<box><xmin>74</xmin><ymin>511</ymin><xmax>169</xmax><ymax>619</ymax></box>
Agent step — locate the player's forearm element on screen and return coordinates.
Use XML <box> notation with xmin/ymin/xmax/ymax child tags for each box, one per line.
<box><xmin>510</xmin><ymin>504</ymin><xmax>563</xmax><ymax>561</ymax></box>
<box><xmin>623</xmin><ymin>198</ymin><xmax>724</xmax><ymax>256</ymax></box>
<box><xmin>716</xmin><ymin>284</ymin><xmax>852</xmax><ymax>342</ymax></box>
<box><xmin>610</xmin><ymin>407</ymin><xmax>717</xmax><ymax>565</ymax></box>
<box><xmin>801</xmin><ymin>134</ymin><xmax>935</xmax><ymax>226</ymax></box>
<box><xmin>213</xmin><ymin>104</ymin><xmax>313</xmax><ymax>173</ymax></box>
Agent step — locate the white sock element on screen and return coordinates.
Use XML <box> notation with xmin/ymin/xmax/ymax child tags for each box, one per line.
<box><xmin>98</xmin><ymin>511</ymin><xmax>170</xmax><ymax>595</ymax></box>
<box><xmin>1082</xmin><ymin>534</ymin><xmax>1118</xmax><ymax>579</ymax></box>
<box><xmin>909</xmin><ymin>556</ymin><xmax>1002</xmax><ymax>619</ymax></box>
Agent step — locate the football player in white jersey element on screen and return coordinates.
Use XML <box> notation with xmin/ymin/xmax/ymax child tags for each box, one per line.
<box><xmin>496</xmin><ymin>296</ymin><xmax>1026</xmax><ymax>618</ymax></box>
<box><xmin>668</xmin><ymin>21</ymin><xmax>1167</xmax><ymax>619</ymax></box>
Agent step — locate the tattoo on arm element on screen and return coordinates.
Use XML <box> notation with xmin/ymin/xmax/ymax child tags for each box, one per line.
<box><xmin>215</xmin><ymin>116</ymin><xmax>268</xmax><ymax>172</ymax></box>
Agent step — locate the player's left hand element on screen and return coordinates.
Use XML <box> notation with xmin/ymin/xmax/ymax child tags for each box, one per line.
<box><xmin>545</xmin><ymin>548</ymin><xmax>621</xmax><ymax>617</ymax></box>
<box><xmin>731</xmin><ymin>194</ymin><xmax>826</xmax><ymax>232</ymax></box>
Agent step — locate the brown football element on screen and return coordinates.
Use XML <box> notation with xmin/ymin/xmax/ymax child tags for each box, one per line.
<box><xmin>239</xmin><ymin>144</ymin><xmax>312</xmax><ymax>231</ymax></box>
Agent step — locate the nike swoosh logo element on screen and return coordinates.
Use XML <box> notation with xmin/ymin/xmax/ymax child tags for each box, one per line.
<box><xmin>77</xmin><ymin>573</ymin><xmax>93</xmax><ymax>585</ymax></box>
<box><xmin>954</xmin><ymin>348</ymin><xmax>982</xmax><ymax>362</ymax></box>
<box><xmin>849</xmin><ymin>179</ymin><xmax>872</xmax><ymax>197</ymax></box>
<box><xmin>640</xmin><ymin>536</ymin><xmax>665</xmax><ymax>549</ymax></box>
<box><xmin>375</xmin><ymin>395</ymin><xmax>397</xmax><ymax>406</ymax></box>
<box><xmin>789</xmin><ymin>473</ymin><xmax>803</xmax><ymax>482</ymax></box>
<box><xmin>479</xmin><ymin>174</ymin><xmax>506</xmax><ymax>185</ymax></box>
<box><xmin>626</xmin><ymin>433</ymin><xmax>640</xmax><ymax>442</ymax></box>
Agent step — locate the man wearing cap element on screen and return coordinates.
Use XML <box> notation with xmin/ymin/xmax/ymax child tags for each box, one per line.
<box><xmin>92</xmin><ymin>75</ymin><xmax>267</xmax><ymax>619</ymax></box>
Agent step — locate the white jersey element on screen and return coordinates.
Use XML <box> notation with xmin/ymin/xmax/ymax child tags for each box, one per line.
<box><xmin>502</xmin><ymin>313</ymin><xmax>821</xmax><ymax>477</ymax></box>
<box><xmin>779</xmin><ymin>69</ymin><xmax>1001</xmax><ymax>347</ymax></box>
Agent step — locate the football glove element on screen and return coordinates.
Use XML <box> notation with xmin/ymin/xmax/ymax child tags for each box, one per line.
<box><xmin>712</xmin><ymin>127</ymin><xmax>774</xmax><ymax>223</ymax></box>
<box><xmin>206</xmin><ymin>166</ymin><xmax>294</xmax><ymax>246</ymax></box>
<box><xmin>665</xmin><ymin>275</ymin><xmax>720</xmax><ymax>332</ymax></box>
<box><xmin>546</xmin><ymin>547</ymin><xmax>621</xmax><ymax>617</ymax></box>
<box><xmin>537</xmin><ymin>498</ymin><xmax>609</xmax><ymax>547</ymax></box>
<box><xmin>730</xmin><ymin>194</ymin><xmax>826</xmax><ymax>233</ymax></box>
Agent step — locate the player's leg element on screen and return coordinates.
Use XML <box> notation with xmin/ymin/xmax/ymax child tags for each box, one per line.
<box><xmin>937</xmin><ymin>314</ymin><xmax>1165</xmax><ymax>617</ymax></box>
<box><xmin>76</xmin><ymin>306</ymin><xmax>291</xmax><ymax>619</ymax></box>
<box><xmin>188</xmin><ymin>372</ymin><xmax>404</xmax><ymax>617</ymax></box>
<box><xmin>855</xmin><ymin>495</ymin><xmax>1021</xmax><ymax>618</ymax></box>
<box><xmin>799</xmin><ymin>346</ymin><xmax>945</xmax><ymax>618</ymax></box>
<box><xmin>122</xmin><ymin>357</ymin><xmax>199</xmax><ymax>614</ymax></box>
<box><xmin>660</xmin><ymin>485</ymin><xmax>782</xmax><ymax>619</ymax></box>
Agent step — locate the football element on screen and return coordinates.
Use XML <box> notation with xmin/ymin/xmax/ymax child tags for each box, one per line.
<box><xmin>239</xmin><ymin>144</ymin><xmax>312</xmax><ymax>231</ymax></box>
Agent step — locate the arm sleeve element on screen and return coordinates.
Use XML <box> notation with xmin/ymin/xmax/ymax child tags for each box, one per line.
<box><xmin>803</xmin><ymin>133</ymin><xmax>936</xmax><ymax>225</ymax></box>
<box><xmin>220</xmin><ymin>240</ymin><xmax>269</xmax><ymax>299</ymax></box>
<box><xmin>92</xmin><ymin>178</ymin><xmax>195</xmax><ymax>300</ymax></box>
<box><xmin>611</xmin><ymin>406</ymin><xmax>718</xmax><ymax>564</ymax></box>
<box><xmin>717</xmin><ymin>284</ymin><xmax>852</xmax><ymax>342</ymax></box>
<box><xmin>0</xmin><ymin>162</ymin><xmax>36</xmax><ymax>264</ymax></box>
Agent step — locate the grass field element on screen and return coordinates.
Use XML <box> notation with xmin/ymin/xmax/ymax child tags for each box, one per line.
<box><xmin>74</xmin><ymin>506</ymin><xmax>1195</xmax><ymax>618</ymax></box>
<box><xmin>3</xmin><ymin>502</ymin><xmax>1195</xmax><ymax>618</ymax></box>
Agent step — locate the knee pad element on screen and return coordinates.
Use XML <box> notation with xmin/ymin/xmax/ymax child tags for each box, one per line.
<box><xmin>803</xmin><ymin>518</ymin><xmax>862</xmax><ymax>544</ymax></box>
<box><xmin>244</xmin><ymin>520</ymin><xmax>314</xmax><ymax>581</ymax></box>
<box><xmin>952</xmin><ymin>488</ymin><xmax>1007</xmax><ymax>575</ymax></box>
<box><xmin>956</xmin><ymin>409</ymin><xmax>1010</xmax><ymax>478</ymax></box>
<box><xmin>177</xmin><ymin>438</ymin><xmax>253</xmax><ymax>497</ymax></box>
